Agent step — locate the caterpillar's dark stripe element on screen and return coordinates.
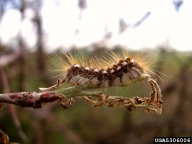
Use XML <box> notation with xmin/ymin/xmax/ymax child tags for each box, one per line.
<box><xmin>65</xmin><ymin>57</ymin><xmax>144</xmax><ymax>88</ymax></box>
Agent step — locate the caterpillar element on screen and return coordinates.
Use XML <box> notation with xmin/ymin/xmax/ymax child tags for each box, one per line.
<box><xmin>46</xmin><ymin>50</ymin><xmax>156</xmax><ymax>89</ymax></box>
<box><xmin>39</xmin><ymin>49</ymin><xmax>163</xmax><ymax>114</ymax></box>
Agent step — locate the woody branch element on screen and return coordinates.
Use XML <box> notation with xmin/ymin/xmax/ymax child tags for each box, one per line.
<box><xmin>0</xmin><ymin>81</ymin><xmax>83</xmax><ymax>107</ymax></box>
<box><xmin>0</xmin><ymin>77</ymin><xmax>163</xmax><ymax>114</ymax></box>
<box><xmin>0</xmin><ymin>91</ymin><xmax>58</xmax><ymax>108</ymax></box>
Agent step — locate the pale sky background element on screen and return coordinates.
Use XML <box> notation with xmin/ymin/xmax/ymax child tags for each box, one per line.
<box><xmin>0</xmin><ymin>0</ymin><xmax>192</xmax><ymax>52</ymax></box>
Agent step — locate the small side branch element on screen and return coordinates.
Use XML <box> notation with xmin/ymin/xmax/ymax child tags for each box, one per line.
<box><xmin>84</xmin><ymin>94</ymin><xmax>162</xmax><ymax>115</ymax></box>
<box><xmin>83</xmin><ymin>77</ymin><xmax>163</xmax><ymax>115</ymax></box>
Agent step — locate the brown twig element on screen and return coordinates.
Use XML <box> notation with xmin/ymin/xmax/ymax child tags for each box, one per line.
<box><xmin>9</xmin><ymin>105</ymin><xmax>28</xmax><ymax>142</ymax></box>
<box><xmin>0</xmin><ymin>91</ymin><xmax>59</xmax><ymax>108</ymax></box>
<box><xmin>84</xmin><ymin>78</ymin><xmax>163</xmax><ymax>115</ymax></box>
<box><xmin>0</xmin><ymin>74</ymin><xmax>163</xmax><ymax>114</ymax></box>
<box><xmin>0</xmin><ymin>129</ymin><xmax>9</xmax><ymax>144</ymax></box>
<box><xmin>0</xmin><ymin>67</ymin><xmax>28</xmax><ymax>142</ymax></box>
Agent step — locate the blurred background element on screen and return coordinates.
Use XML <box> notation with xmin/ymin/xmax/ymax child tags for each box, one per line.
<box><xmin>0</xmin><ymin>0</ymin><xmax>192</xmax><ymax>144</ymax></box>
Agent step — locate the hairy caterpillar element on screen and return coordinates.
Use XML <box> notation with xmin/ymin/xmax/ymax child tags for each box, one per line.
<box><xmin>39</xmin><ymin>50</ymin><xmax>163</xmax><ymax>114</ymax></box>
<box><xmin>46</xmin><ymin>50</ymin><xmax>157</xmax><ymax>89</ymax></box>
